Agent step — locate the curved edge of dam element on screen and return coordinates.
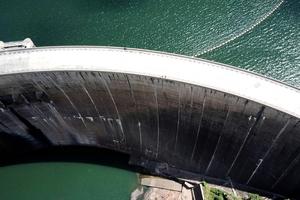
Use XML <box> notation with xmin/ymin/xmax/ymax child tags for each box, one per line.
<box><xmin>0</xmin><ymin>46</ymin><xmax>299</xmax><ymax>198</ymax></box>
<box><xmin>1</xmin><ymin>46</ymin><xmax>299</xmax><ymax>118</ymax></box>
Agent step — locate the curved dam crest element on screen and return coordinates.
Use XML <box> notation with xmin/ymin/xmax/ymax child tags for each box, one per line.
<box><xmin>0</xmin><ymin>47</ymin><xmax>299</xmax><ymax>198</ymax></box>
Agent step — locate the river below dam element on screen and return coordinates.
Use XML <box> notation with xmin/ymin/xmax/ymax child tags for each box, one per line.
<box><xmin>0</xmin><ymin>0</ymin><xmax>299</xmax><ymax>199</ymax></box>
<box><xmin>0</xmin><ymin>162</ymin><xmax>137</xmax><ymax>200</ymax></box>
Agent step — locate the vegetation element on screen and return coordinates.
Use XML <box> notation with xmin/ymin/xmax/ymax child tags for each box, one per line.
<box><xmin>201</xmin><ymin>181</ymin><xmax>263</xmax><ymax>200</ymax></box>
<box><xmin>246</xmin><ymin>193</ymin><xmax>262</xmax><ymax>200</ymax></box>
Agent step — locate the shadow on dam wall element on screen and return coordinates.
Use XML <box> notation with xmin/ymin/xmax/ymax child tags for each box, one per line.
<box><xmin>0</xmin><ymin>48</ymin><xmax>300</xmax><ymax>198</ymax></box>
<box><xmin>0</xmin><ymin>145</ymin><xmax>136</xmax><ymax>172</ymax></box>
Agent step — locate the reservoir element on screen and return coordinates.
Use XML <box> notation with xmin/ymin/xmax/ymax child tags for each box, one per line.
<box><xmin>1</xmin><ymin>0</ymin><xmax>299</xmax><ymax>86</ymax></box>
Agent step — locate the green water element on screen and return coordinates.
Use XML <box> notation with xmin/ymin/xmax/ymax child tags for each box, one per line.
<box><xmin>0</xmin><ymin>0</ymin><xmax>299</xmax><ymax>87</ymax></box>
<box><xmin>0</xmin><ymin>0</ymin><xmax>299</xmax><ymax>199</ymax></box>
<box><xmin>0</xmin><ymin>162</ymin><xmax>137</xmax><ymax>200</ymax></box>
<box><xmin>201</xmin><ymin>0</ymin><xmax>300</xmax><ymax>87</ymax></box>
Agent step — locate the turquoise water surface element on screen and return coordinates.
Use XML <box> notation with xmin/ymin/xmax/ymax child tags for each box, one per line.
<box><xmin>0</xmin><ymin>162</ymin><xmax>137</xmax><ymax>200</ymax></box>
<box><xmin>1</xmin><ymin>0</ymin><xmax>299</xmax><ymax>86</ymax></box>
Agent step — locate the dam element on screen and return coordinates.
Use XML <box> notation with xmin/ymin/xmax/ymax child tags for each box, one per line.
<box><xmin>0</xmin><ymin>0</ymin><xmax>299</xmax><ymax>199</ymax></box>
<box><xmin>0</xmin><ymin>46</ymin><xmax>299</xmax><ymax>198</ymax></box>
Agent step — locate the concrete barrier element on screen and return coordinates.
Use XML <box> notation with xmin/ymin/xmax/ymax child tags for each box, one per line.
<box><xmin>0</xmin><ymin>46</ymin><xmax>299</xmax><ymax>198</ymax></box>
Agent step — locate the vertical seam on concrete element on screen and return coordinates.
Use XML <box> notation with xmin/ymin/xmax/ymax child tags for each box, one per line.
<box><xmin>30</xmin><ymin>105</ymin><xmax>57</xmax><ymax>142</ymax></box>
<box><xmin>46</xmin><ymin>103</ymin><xmax>80</xmax><ymax>143</ymax></box>
<box><xmin>99</xmin><ymin>73</ymin><xmax>126</xmax><ymax>145</ymax></box>
<box><xmin>126</xmin><ymin>75</ymin><xmax>143</xmax><ymax>153</ymax></box>
<box><xmin>138</xmin><ymin>121</ymin><xmax>142</xmax><ymax>153</ymax></box>
<box><xmin>205</xmin><ymin>106</ymin><xmax>231</xmax><ymax>174</ymax></box>
<box><xmin>190</xmin><ymin>93</ymin><xmax>207</xmax><ymax>162</ymax></box>
<box><xmin>27</xmin><ymin>79</ymin><xmax>71</xmax><ymax>142</ymax></box>
<box><xmin>31</xmin><ymin>78</ymin><xmax>50</xmax><ymax>99</ymax></box>
<box><xmin>21</xmin><ymin>94</ymin><xmax>56</xmax><ymax>139</ymax></box>
<box><xmin>47</xmin><ymin>75</ymin><xmax>87</xmax><ymax>129</ymax></box>
<box><xmin>81</xmin><ymin>85</ymin><xmax>101</xmax><ymax>119</ymax></box>
<box><xmin>226</xmin><ymin>106</ymin><xmax>265</xmax><ymax>176</ymax></box>
<box><xmin>154</xmin><ymin>84</ymin><xmax>160</xmax><ymax>158</ymax></box>
<box><xmin>271</xmin><ymin>153</ymin><xmax>300</xmax><ymax>189</ymax></box>
<box><xmin>81</xmin><ymin>84</ymin><xmax>111</xmax><ymax>140</ymax></box>
<box><xmin>271</xmin><ymin>121</ymin><xmax>300</xmax><ymax>189</ymax></box>
<box><xmin>14</xmin><ymin>95</ymin><xmax>53</xmax><ymax>143</ymax></box>
<box><xmin>174</xmin><ymin>85</ymin><xmax>181</xmax><ymax>156</ymax></box>
<box><xmin>246</xmin><ymin>119</ymin><xmax>291</xmax><ymax>185</ymax></box>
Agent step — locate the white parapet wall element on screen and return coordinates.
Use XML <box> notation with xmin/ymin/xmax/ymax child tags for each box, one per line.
<box><xmin>0</xmin><ymin>46</ymin><xmax>299</xmax><ymax>118</ymax></box>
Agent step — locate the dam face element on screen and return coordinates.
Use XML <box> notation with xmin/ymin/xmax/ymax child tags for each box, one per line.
<box><xmin>0</xmin><ymin>47</ymin><xmax>300</xmax><ymax>198</ymax></box>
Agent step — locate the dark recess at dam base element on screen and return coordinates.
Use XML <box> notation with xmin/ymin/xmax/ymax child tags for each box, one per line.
<box><xmin>0</xmin><ymin>47</ymin><xmax>300</xmax><ymax>199</ymax></box>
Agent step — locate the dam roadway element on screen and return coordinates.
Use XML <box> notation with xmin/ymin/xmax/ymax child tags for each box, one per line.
<box><xmin>0</xmin><ymin>46</ymin><xmax>299</xmax><ymax>198</ymax></box>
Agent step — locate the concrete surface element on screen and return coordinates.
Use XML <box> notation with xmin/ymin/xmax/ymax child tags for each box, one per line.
<box><xmin>140</xmin><ymin>175</ymin><xmax>182</xmax><ymax>191</ymax></box>
<box><xmin>0</xmin><ymin>47</ymin><xmax>299</xmax><ymax>198</ymax></box>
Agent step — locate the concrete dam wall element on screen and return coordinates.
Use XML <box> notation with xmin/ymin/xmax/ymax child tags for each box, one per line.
<box><xmin>0</xmin><ymin>47</ymin><xmax>300</xmax><ymax>198</ymax></box>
